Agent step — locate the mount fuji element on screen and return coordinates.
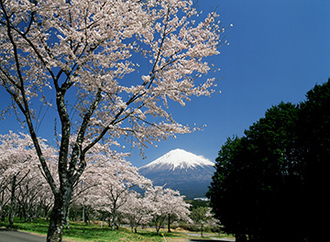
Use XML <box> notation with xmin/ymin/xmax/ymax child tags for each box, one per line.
<box><xmin>139</xmin><ymin>149</ymin><xmax>215</xmax><ymax>199</ymax></box>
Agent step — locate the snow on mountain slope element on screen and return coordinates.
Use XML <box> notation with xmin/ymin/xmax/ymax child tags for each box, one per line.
<box><xmin>139</xmin><ymin>149</ymin><xmax>215</xmax><ymax>199</ymax></box>
<box><xmin>141</xmin><ymin>148</ymin><xmax>214</xmax><ymax>171</ymax></box>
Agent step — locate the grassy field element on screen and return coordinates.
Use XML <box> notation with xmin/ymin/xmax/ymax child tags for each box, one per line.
<box><xmin>0</xmin><ymin>218</ymin><xmax>234</xmax><ymax>241</ymax></box>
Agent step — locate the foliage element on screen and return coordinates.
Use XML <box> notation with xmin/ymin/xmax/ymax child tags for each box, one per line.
<box><xmin>295</xmin><ymin>80</ymin><xmax>330</xmax><ymax>241</ymax></box>
<box><xmin>190</xmin><ymin>206</ymin><xmax>217</xmax><ymax>237</ymax></box>
<box><xmin>186</xmin><ymin>199</ymin><xmax>210</xmax><ymax>210</ymax></box>
<box><xmin>208</xmin><ymin>80</ymin><xmax>330</xmax><ymax>242</ymax></box>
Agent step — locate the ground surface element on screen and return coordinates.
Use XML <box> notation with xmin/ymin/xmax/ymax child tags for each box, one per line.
<box><xmin>0</xmin><ymin>228</ymin><xmax>48</xmax><ymax>242</ymax></box>
<box><xmin>0</xmin><ymin>227</ymin><xmax>235</xmax><ymax>242</ymax></box>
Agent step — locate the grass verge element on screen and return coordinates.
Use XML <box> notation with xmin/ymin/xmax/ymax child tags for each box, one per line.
<box><xmin>0</xmin><ymin>218</ymin><xmax>234</xmax><ymax>241</ymax></box>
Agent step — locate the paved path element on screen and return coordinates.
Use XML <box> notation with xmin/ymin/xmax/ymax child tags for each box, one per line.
<box><xmin>0</xmin><ymin>228</ymin><xmax>47</xmax><ymax>242</ymax></box>
<box><xmin>0</xmin><ymin>228</ymin><xmax>234</xmax><ymax>242</ymax></box>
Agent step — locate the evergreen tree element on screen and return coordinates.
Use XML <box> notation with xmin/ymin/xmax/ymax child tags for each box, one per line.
<box><xmin>208</xmin><ymin>102</ymin><xmax>308</xmax><ymax>241</ymax></box>
<box><xmin>296</xmin><ymin>80</ymin><xmax>330</xmax><ymax>241</ymax></box>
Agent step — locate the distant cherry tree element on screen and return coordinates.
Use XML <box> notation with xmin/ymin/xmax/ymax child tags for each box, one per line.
<box><xmin>0</xmin><ymin>0</ymin><xmax>226</xmax><ymax>240</ymax></box>
<box><xmin>121</xmin><ymin>191</ymin><xmax>154</xmax><ymax>233</ymax></box>
<box><xmin>161</xmin><ymin>188</ymin><xmax>191</xmax><ymax>232</ymax></box>
<box><xmin>146</xmin><ymin>186</ymin><xmax>191</xmax><ymax>234</ymax></box>
<box><xmin>76</xmin><ymin>147</ymin><xmax>152</xmax><ymax>230</ymax></box>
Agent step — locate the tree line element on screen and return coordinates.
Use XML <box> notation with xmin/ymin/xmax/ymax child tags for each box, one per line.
<box><xmin>207</xmin><ymin>80</ymin><xmax>330</xmax><ymax>242</ymax></box>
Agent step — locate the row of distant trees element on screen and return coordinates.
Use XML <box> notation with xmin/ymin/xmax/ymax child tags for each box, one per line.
<box><xmin>208</xmin><ymin>80</ymin><xmax>330</xmax><ymax>242</ymax></box>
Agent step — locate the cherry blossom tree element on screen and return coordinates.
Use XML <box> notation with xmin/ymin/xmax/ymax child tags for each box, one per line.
<box><xmin>0</xmin><ymin>0</ymin><xmax>226</xmax><ymax>240</ymax></box>
<box><xmin>0</xmin><ymin>132</ymin><xmax>36</xmax><ymax>227</ymax></box>
<box><xmin>145</xmin><ymin>186</ymin><xmax>191</xmax><ymax>234</ymax></box>
<box><xmin>16</xmin><ymin>174</ymin><xmax>44</xmax><ymax>221</ymax></box>
<box><xmin>0</xmin><ymin>175</ymin><xmax>8</xmax><ymax>221</ymax></box>
<box><xmin>0</xmin><ymin>131</ymin><xmax>56</xmax><ymax>226</ymax></box>
<box><xmin>75</xmin><ymin>148</ymin><xmax>152</xmax><ymax>230</ymax></box>
<box><xmin>121</xmin><ymin>191</ymin><xmax>154</xmax><ymax>233</ymax></box>
<box><xmin>163</xmin><ymin>189</ymin><xmax>191</xmax><ymax>232</ymax></box>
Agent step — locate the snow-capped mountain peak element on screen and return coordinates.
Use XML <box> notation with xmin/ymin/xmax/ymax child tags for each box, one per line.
<box><xmin>141</xmin><ymin>148</ymin><xmax>214</xmax><ymax>171</ymax></box>
<box><xmin>138</xmin><ymin>148</ymin><xmax>215</xmax><ymax>199</ymax></box>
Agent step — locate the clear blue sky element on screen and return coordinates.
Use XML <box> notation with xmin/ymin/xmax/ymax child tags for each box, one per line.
<box><xmin>1</xmin><ymin>0</ymin><xmax>330</xmax><ymax>167</ymax></box>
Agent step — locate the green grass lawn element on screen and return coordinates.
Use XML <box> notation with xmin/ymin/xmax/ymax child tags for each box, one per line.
<box><xmin>0</xmin><ymin>218</ymin><xmax>233</xmax><ymax>241</ymax></box>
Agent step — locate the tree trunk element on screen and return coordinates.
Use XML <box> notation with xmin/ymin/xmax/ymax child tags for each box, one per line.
<box><xmin>155</xmin><ymin>217</ymin><xmax>163</xmax><ymax>234</ymax></box>
<box><xmin>0</xmin><ymin>212</ymin><xmax>5</xmax><ymax>221</ymax></box>
<box><xmin>65</xmin><ymin>208</ymin><xmax>70</xmax><ymax>229</ymax></box>
<box><xmin>82</xmin><ymin>205</ymin><xmax>85</xmax><ymax>223</ymax></box>
<box><xmin>111</xmin><ymin>205</ymin><xmax>117</xmax><ymax>230</ymax></box>
<box><xmin>47</xmin><ymin>188</ymin><xmax>71</xmax><ymax>242</ymax></box>
<box><xmin>44</xmin><ymin>204</ymin><xmax>50</xmax><ymax>221</ymax></box>
<box><xmin>8</xmin><ymin>175</ymin><xmax>17</xmax><ymax>228</ymax></box>
<box><xmin>167</xmin><ymin>215</ymin><xmax>171</xmax><ymax>232</ymax></box>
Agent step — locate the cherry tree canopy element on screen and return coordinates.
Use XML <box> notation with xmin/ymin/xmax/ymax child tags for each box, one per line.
<box><xmin>0</xmin><ymin>0</ymin><xmax>222</xmax><ymax>159</ymax></box>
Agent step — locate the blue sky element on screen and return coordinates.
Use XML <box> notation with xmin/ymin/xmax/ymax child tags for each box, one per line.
<box><xmin>1</xmin><ymin>0</ymin><xmax>330</xmax><ymax>167</ymax></box>
<box><xmin>132</xmin><ymin>0</ymin><xmax>330</xmax><ymax>166</ymax></box>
